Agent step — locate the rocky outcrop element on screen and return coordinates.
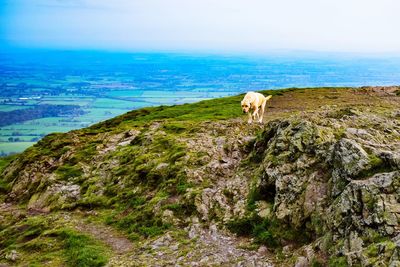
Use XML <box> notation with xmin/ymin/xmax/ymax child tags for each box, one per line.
<box><xmin>244</xmin><ymin>107</ymin><xmax>400</xmax><ymax>266</ymax></box>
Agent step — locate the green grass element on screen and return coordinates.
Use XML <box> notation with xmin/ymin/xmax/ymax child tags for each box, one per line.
<box><xmin>1</xmin><ymin>123</ymin><xmax>75</xmax><ymax>135</ymax></box>
<box><xmin>0</xmin><ymin>88</ymin><xmax>282</xmax><ymax>155</ymax></box>
<box><xmin>89</xmin><ymin>92</ymin><xmax>248</xmax><ymax>131</ymax></box>
<box><xmin>0</xmin><ymin>215</ymin><xmax>109</xmax><ymax>267</ymax></box>
<box><xmin>104</xmin><ymin>206</ymin><xmax>171</xmax><ymax>240</ymax></box>
<box><xmin>0</xmin><ymin>142</ymin><xmax>36</xmax><ymax>155</ymax></box>
<box><xmin>227</xmin><ymin>213</ymin><xmax>311</xmax><ymax>249</ymax></box>
<box><xmin>58</xmin><ymin>229</ymin><xmax>108</xmax><ymax>267</ymax></box>
<box><xmin>92</xmin><ymin>98</ymin><xmax>148</xmax><ymax>109</ymax></box>
<box><xmin>0</xmin><ymin>154</ymin><xmax>17</xmax><ymax>193</ymax></box>
<box><xmin>0</xmin><ymin>105</ymin><xmax>31</xmax><ymax>112</ymax></box>
<box><xmin>328</xmin><ymin>256</ymin><xmax>348</xmax><ymax>267</ymax></box>
<box><xmin>0</xmin><ymin>135</ymin><xmax>41</xmax><ymax>142</ymax></box>
<box><xmin>1</xmin><ymin>91</ymin><xmax>229</xmax><ymax>155</ymax></box>
<box><xmin>0</xmin><ymin>154</ymin><xmax>17</xmax><ymax>173</ymax></box>
<box><xmin>56</xmin><ymin>164</ymin><xmax>83</xmax><ymax>181</ymax></box>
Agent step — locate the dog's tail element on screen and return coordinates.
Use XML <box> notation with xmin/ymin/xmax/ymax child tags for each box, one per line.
<box><xmin>265</xmin><ymin>95</ymin><xmax>272</xmax><ymax>102</ymax></box>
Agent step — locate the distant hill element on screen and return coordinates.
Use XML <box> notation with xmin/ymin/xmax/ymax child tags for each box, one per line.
<box><xmin>1</xmin><ymin>86</ymin><xmax>399</xmax><ymax>266</ymax></box>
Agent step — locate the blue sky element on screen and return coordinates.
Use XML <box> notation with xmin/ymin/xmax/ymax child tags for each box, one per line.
<box><xmin>1</xmin><ymin>0</ymin><xmax>400</xmax><ymax>53</ymax></box>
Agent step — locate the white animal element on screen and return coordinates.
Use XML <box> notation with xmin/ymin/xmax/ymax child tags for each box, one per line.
<box><xmin>241</xmin><ymin>92</ymin><xmax>272</xmax><ymax>123</ymax></box>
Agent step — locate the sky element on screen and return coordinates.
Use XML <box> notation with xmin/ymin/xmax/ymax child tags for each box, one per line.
<box><xmin>1</xmin><ymin>0</ymin><xmax>400</xmax><ymax>53</ymax></box>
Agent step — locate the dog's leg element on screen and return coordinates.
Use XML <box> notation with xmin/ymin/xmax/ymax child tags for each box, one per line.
<box><xmin>252</xmin><ymin>108</ymin><xmax>259</xmax><ymax>122</ymax></box>
<box><xmin>247</xmin><ymin>112</ymin><xmax>253</xmax><ymax>124</ymax></box>
<box><xmin>259</xmin><ymin>99</ymin><xmax>266</xmax><ymax>123</ymax></box>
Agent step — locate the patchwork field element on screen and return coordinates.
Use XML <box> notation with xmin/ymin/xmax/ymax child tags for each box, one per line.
<box><xmin>2</xmin><ymin>50</ymin><xmax>400</xmax><ymax>155</ymax></box>
<box><xmin>0</xmin><ymin>91</ymin><xmax>238</xmax><ymax>155</ymax></box>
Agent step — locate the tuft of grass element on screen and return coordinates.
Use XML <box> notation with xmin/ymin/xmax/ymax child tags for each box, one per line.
<box><xmin>328</xmin><ymin>256</ymin><xmax>348</xmax><ymax>267</ymax></box>
<box><xmin>58</xmin><ymin>229</ymin><xmax>108</xmax><ymax>267</ymax></box>
<box><xmin>247</xmin><ymin>182</ymin><xmax>276</xmax><ymax>211</ymax></box>
<box><xmin>162</xmin><ymin>122</ymin><xmax>188</xmax><ymax>134</ymax></box>
<box><xmin>162</xmin><ymin>202</ymin><xmax>196</xmax><ymax>217</ymax></box>
<box><xmin>0</xmin><ymin>154</ymin><xmax>18</xmax><ymax>194</ymax></box>
<box><xmin>0</xmin><ymin>154</ymin><xmax>17</xmax><ymax>173</ymax></box>
<box><xmin>0</xmin><ymin>215</ymin><xmax>109</xmax><ymax>267</ymax></box>
<box><xmin>226</xmin><ymin>216</ymin><xmax>255</xmax><ymax>236</ymax></box>
<box><xmin>310</xmin><ymin>258</ymin><xmax>325</xmax><ymax>267</ymax></box>
<box><xmin>55</xmin><ymin>164</ymin><xmax>83</xmax><ymax>181</ymax></box>
<box><xmin>227</xmin><ymin>214</ymin><xmax>310</xmax><ymax>249</ymax></box>
<box><xmin>355</xmin><ymin>153</ymin><xmax>390</xmax><ymax>179</ymax></box>
<box><xmin>104</xmin><ymin>206</ymin><xmax>171</xmax><ymax>239</ymax></box>
<box><xmin>227</xmin><ymin>216</ymin><xmax>276</xmax><ymax>246</ymax></box>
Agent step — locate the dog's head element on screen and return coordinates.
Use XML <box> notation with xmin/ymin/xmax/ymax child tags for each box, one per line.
<box><xmin>241</xmin><ymin>99</ymin><xmax>250</xmax><ymax>113</ymax></box>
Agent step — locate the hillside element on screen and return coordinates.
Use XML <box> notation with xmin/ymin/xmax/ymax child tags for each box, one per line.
<box><xmin>1</xmin><ymin>86</ymin><xmax>400</xmax><ymax>266</ymax></box>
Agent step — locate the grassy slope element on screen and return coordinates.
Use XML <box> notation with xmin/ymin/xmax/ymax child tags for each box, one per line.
<box><xmin>0</xmin><ymin>86</ymin><xmax>399</xmax><ymax>266</ymax></box>
<box><xmin>84</xmin><ymin>86</ymin><xmax>398</xmax><ymax>131</ymax></box>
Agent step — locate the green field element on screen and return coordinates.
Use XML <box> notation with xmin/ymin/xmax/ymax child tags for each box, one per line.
<box><xmin>0</xmin><ymin>142</ymin><xmax>37</xmax><ymax>155</ymax></box>
<box><xmin>105</xmin><ymin>90</ymin><xmax>144</xmax><ymax>97</ymax></box>
<box><xmin>0</xmin><ymin>90</ymin><xmax>240</xmax><ymax>155</ymax></box>
<box><xmin>0</xmin><ymin>105</ymin><xmax>33</xmax><ymax>112</ymax></box>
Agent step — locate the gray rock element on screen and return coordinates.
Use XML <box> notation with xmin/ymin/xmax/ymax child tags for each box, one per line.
<box><xmin>257</xmin><ymin>246</ymin><xmax>268</xmax><ymax>255</ymax></box>
<box><xmin>294</xmin><ymin>256</ymin><xmax>309</xmax><ymax>267</ymax></box>
<box><xmin>332</xmin><ymin>138</ymin><xmax>370</xmax><ymax>178</ymax></box>
<box><xmin>5</xmin><ymin>250</ymin><xmax>19</xmax><ymax>262</ymax></box>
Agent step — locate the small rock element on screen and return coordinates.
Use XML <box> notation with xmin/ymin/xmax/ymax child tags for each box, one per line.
<box><xmin>161</xmin><ymin>209</ymin><xmax>175</xmax><ymax>225</ymax></box>
<box><xmin>5</xmin><ymin>250</ymin><xmax>19</xmax><ymax>261</ymax></box>
<box><xmin>241</xmin><ymin>136</ymin><xmax>256</xmax><ymax>144</ymax></box>
<box><xmin>151</xmin><ymin>233</ymin><xmax>173</xmax><ymax>249</ymax></box>
<box><xmin>295</xmin><ymin>256</ymin><xmax>309</xmax><ymax>267</ymax></box>
<box><xmin>392</xmin><ymin>233</ymin><xmax>400</xmax><ymax>246</ymax></box>
<box><xmin>200</xmin><ymin>256</ymin><xmax>209</xmax><ymax>263</ymax></box>
<box><xmin>84</xmin><ymin>210</ymin><xmax>98</xmax><ymax>216</ymax></box>
<box><xmin>188</xmin><ymin>225</ymin><xmax>199</xmax><ymax>239</ymax></box>
<box><xmin>304</xmin><ymin>245</ymin><xmax>315</xmax><ymax>261</ymax></box>
<box><xmin>256</xmin><ymin>201</ymin><xmax>271</xmax><ymax>218</ymax></box>
<box><xmin>282</xmin><ymin>245</ymin><xmax>293</xmax><ymax>255</ymax></box>
<box><xmin>170</xmin><ymin>244</ymin><xmax>179</xmax><ymax>251</ymax></box>
<box><xmin>258</xmin><ymin>246</ymin><xmax>268</xmax><ymax>255</ymax></box>
<box><xmin>155</xmin><ymin>163</ymin><xmax>169</xmax><ymax>171</ymax></box>
<box><xmin>346</xmin><ymin>128</ymin><xmax>370</xmax><ymax>137</ymax></box>
<box><xmin>209</xmin><ymin>224</ymin><xmax>218</xmax><ymax>241</ymax></box>
<box><xmin>117</xmin><ymin>140</ymin><xmax>131</xmax><ymax>146</ymax></box>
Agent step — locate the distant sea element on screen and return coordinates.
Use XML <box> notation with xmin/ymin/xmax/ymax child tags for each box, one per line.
<box><xmin>1</xmin><ymin>49</ymin><xmax>400</xmax><ymax>155</ymax></box>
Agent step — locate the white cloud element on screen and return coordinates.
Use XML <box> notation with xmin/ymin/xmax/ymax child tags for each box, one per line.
<box><xmin>2</xmin><ymin>0</ymin><xmax>400</xmax><ymax>53</ymax></box>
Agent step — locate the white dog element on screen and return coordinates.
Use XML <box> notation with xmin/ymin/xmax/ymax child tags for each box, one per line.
<box><xmin>241</xmin><ymin>92</ymin><xmax>272</xmax><ymax>123</ymax></box>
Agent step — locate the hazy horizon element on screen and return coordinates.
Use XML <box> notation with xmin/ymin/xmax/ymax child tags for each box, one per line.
<box><xmin>2</xmin><ymin>0</ymin><xmax>400</xmax><ymax>54</ymax></box>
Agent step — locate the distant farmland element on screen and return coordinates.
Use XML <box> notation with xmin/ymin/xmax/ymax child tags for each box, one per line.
<box><xmin>2</xmin><ymin>49</ymin><xmax>400</xmax><ymax>155</ymax></box>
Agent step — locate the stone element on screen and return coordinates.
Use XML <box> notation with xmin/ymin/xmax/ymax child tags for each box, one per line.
<box><xmin>170</xmin><ymin>244</ymin><xmax>179</xmax><ymax>251</ymax></box>
<box><xmin>5</xmin><ymin>250</ymin><xmax>19</xmax><ymax>261</ymax></box>
<box><xmin>151</xmin><ymin>234</ymin><xmax>173</xmax><ymax>250</ymax></box>
<box><xmin>346</xmin><ymin>128</ymin><xmax>370</xmax><ymax>137</ymax></box>
<box><xmin>161</xmin><ymin>209</ymin><xmax>176</xmax><ymax>225</ymax></box>
<box><xmin>294</xmin><ymin>256</ymin><xmax>309</xmax><ymax>267</ymax></box>
<box><xmin>332</xmin><ymin>138</ymin><xmax>370</xmax><ymax>178</ymax></box>
<box><xmin>257</xmin><ymin>246</ymin><xmax>268</xmax><ymax>255</ymax></box>
<box><xmin>282</xmin><ymin>245</ymin><xmax>293</xmax><ymax>255</ymax></box>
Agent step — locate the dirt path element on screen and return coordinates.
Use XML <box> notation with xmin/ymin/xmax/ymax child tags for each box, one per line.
<box><xmin>71</xmin><ymin>219</ymin><xmax>133</xmax><ymax>254</ymax></box>
<box><xmin>1</xmin><ymin>203</ymin><xmax>274</xmax><ymax>266</ymax></box>
<box><xmin>0</xmin><ymin>204</ymin><xmax>135</xmax><ymax>266</ymax></box>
